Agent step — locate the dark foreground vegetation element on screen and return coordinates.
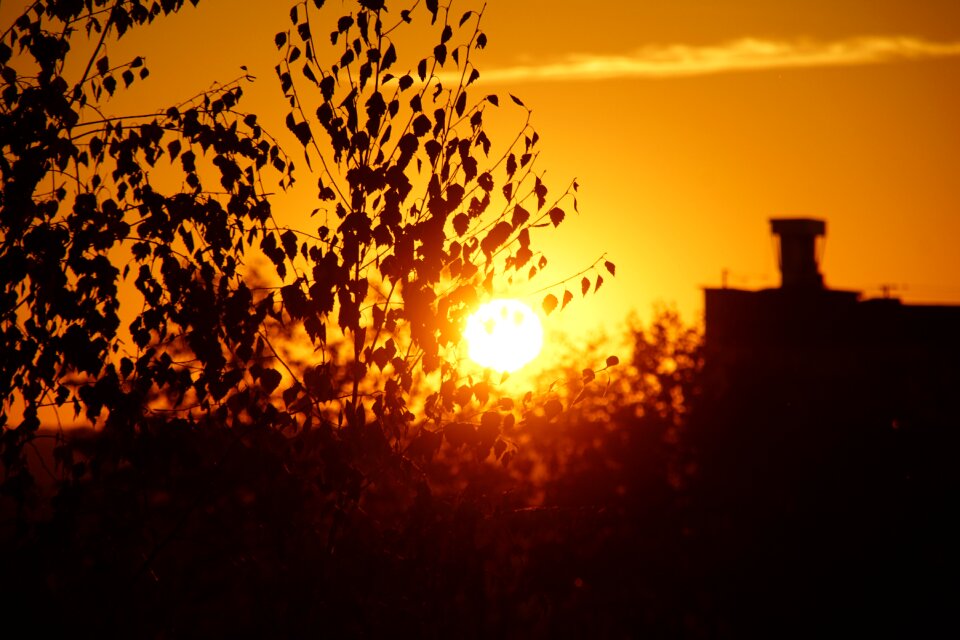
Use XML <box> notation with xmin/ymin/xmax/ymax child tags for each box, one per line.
<box><xmin>5</xmin><ymin>310</ymin><xmax>958</xmax><ymax>638</ymax></box>
<box><xmin>2</xmin><ymin>1</ymin><xmax>956</xmax><ymax>637</ymax></box>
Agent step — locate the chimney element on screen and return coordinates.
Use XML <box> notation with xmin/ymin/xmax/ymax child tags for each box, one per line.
<box><xmin>770</xmin><ymin>218</ymin><xmax>826</xmax><ymax>289</ymax></box>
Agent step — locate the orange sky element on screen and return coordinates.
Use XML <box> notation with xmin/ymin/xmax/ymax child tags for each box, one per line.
<box><xmin>5</xmin><ymin>0</ymin><xmax>960</xmax><ymax>343</ymax></box>
<box><xmin>482</xmin><ymin>0</ymin><xmax>960</xmax><ymax>339</ymax></box>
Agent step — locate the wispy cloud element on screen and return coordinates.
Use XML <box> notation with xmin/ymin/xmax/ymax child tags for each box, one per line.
<box><xmin>450</xmin><ymin>36</ymin><xmax>960</xmax><ymax>84</ymax></box>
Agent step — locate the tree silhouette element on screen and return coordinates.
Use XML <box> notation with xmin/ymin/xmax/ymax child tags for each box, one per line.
<box><xmin>1</xmin><ymin>1</ymin><xmax>616</xmax><ymax>634</ymax></box>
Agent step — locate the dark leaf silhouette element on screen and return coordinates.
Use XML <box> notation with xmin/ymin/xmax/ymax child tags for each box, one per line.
<box><xmin>549</xmin><ymin>207</ymin><xmax>565</xmax><ymax>227</ymax></box>
<box><xmin>542</xmin><ymin>293</ymin><xmax>559</xmax><ymax>315</ymax></box>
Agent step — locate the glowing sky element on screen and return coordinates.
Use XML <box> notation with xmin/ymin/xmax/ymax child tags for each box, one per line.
<box><xmin>5</xmin><ymin>0</ymin><xmax>959</xmax><ymax>342</ymax></box>
<box><xmin>482</xmin><ymin>0</ymin><xmax>960</xmax><ymax>339</ymax></box>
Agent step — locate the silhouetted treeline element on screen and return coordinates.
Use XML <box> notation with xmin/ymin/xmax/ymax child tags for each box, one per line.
<box><xmin>5</xmin><ymin>309</ymin><xmax>954</xmax><ymax>637</ymax></box>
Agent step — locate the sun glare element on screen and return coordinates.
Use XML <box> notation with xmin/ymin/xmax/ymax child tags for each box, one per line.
<box><xmin>464</xmin><ymin>299</ymin><xmax>544</xmax><ymax>373</ymax></box>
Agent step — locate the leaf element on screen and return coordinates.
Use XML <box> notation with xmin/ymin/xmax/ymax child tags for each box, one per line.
<box><xmin>261</xmin><ymin>368</ymin><xmax>282</xmax><ymax>393</ymax></box>
<box><xmin>299</xmin><ymin>20</ymin><xmax>311</xmax><ymax>40</ymax></box>
<box><xmin>511</xmin><ymin>204</ymin><xmax>529</xmax><ymax>228</ymax></box>
<box><xmin>382</xmin><ymin>44</ymin><xmax>397</xmax><ymax>70</ymax></box>
<box><xmin>606</xmin><ymin>355</ymin><xmax>620</xmax><ymax>367</ymax></box>
<box><xmin>517</xmin><ymin>228</ymin><xmax>530</xmax><ymax>249</ymax></box>
<box><xmin>562</xmin><ymin>289</ymin><xmax>573</xmax><ymax>310</ymax></box>
<box><xmin>275</xmin><ymin>31</ymin><xmax>287</xmax><ymax>48</ymax></box>
<box><xmin>167</xmin><ymin>139</ymin><xmax>182</xmax><ymax>160</ymax></box>
<box><xmin>476</xmin><ymin>131</ymin><xmax>490</xmax><ymax>156</ymax></box>
<box><xmin>283</xmin><ymin>382</ymin><xmax>303</xmax><ymax>407</ymax></box>
<box><xmin>535</xmin><ymin>178</ymin><xmax>547</xmax><ymax>210</ymax></box>
<box><xmin>280</xmin><ymin>229</ymin><xmax>297</xmax><ymax>259</ymax></box>
<box><xmin>453</xmin><ymin>213</ymin><xmax>469</xmax><ymax>236</ymax></box>
<box><xmin>481</xmin><ymin>221</ymin><xmax>511</xmax><ymax>256</ymax></box>
<box><xmin>320</xmin><ymin>75</ymin><xmax>335</xmax><ymax>100</ymax></box>
<box><xmin>595</xmin><ymin>275</ymin><xmax>604</xmax><ymax>292</ymax></box>
<box><xmin>549</xmin><ymin>207</ymin><xmax>564</xmax><ymax>227</ymax></box>
<box><xmin>477</xmin><ymin>172</ymin><xmax>493</xmax><ymax>192</ymax></box>
<box><xmin>459</xmin><ymin>11</ymin><xmax>473</xmax><ymax>27</ymax></box>
<box><xmin>281</xmin><ymin>283</ymin><xmax>309</xmax><ymax>319</ymax></box>
<box><xmin>412</xmin><ymin>114</ymin><xmax>431</xmax><ymax>137</ymax></box>
<box><xmin>581</xmin><ymin>277</ymin><xmax>590</xmax><ymax>296</ymax></box>
<box><xmin>509</xmin><ymin>94</ymin><xmax>525</xmax><ymax>107</ymax></box>
<box><xmin>604</xmin><ymin>260</ymin><xmax>616</xmax><ymax>276</ymax></box>
<box><xmin>542</xmin><ymin>294</ymin><xmax>558</xmax><ymax>315</ymax></box>
<box><xmin>486</xmin><ymin>94</ymin><xmax>499</xmax><ymax>106</ymax></box>
<box><xmin>426</xmin><ymin>0</ymin><xmax>439</xmax><ymax>23</ymax></box>
<box><xmin>293</xmin><ymin>121</ymin><xmax>312</xmax><ymax>145</ymax></box>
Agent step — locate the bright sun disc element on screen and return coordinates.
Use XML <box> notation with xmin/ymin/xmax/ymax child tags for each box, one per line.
<box><xmin>464</xmin><ymin>299</ymin><xmax>544</xmax><ymax>373</ymax></box>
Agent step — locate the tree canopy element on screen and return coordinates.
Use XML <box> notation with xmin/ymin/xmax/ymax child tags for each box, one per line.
<box><xmin>1</xmin><ymin>0</ymin><xmax>618</xmax><ymax>496</ymax></box>
<box><xmin>1</xmin><ymin>2</ymin><xmax>623</xmax><ymax>625</ymax></box>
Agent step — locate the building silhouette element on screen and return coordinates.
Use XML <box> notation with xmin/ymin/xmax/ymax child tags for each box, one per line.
<box><xmin>703</xmin><ymin>217</ymin><xmax>960</xmax><ymax>427</ymax></box>
<box><xmin>693</xmin><ymin>218</ymin><xmax>960</xmax><ymax>636</ymax></box>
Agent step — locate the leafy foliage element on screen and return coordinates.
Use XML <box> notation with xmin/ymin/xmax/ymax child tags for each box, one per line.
<box><xmin>0</xmin><ymin>1</ymin><xmax>620</xmax><ymax>632</ymax></box>
<box><xmin>1</xmin><ymin>0</ymin><xmax>268</xmax><ymax>495</ymax></box>
<box><xmin>0</xmin><ymin>0</ymin><xmax>616</xmax><ymax>501</ymax></box>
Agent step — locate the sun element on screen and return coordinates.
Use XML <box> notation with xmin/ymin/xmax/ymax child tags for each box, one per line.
<box><xmin>464</xmin><ymin>299</ymin><xmax>544</xmax><ymax>373</ymax></box>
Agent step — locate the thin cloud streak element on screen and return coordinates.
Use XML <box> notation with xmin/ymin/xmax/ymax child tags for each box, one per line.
<box><xmin>454</xmin><ymin>37</ymin><xmax>960</xmax><ymax>84</ymax></box>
